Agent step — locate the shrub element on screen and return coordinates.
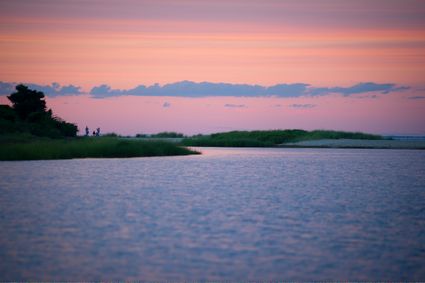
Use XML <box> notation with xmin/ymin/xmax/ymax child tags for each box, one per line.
<box><xmin>150</xmin><ymin>132</ymin><xmax>185</xmax><ymax>138</ymax></box>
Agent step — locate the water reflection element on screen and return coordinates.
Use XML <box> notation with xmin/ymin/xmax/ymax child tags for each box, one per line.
<box><xmin>0</xmin><ymin>148</ymin><xmax>424</xmax><ymax>280</ymax></box>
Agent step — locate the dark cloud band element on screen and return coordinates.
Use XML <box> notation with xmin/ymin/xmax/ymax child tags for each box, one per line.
<box><xmin>0</xmin><ymin>80</ymin><xmax>408</xmax><ymax>98</ymax></box>
<box><xmin>0</xmin><ymin>82</ymin><xmax>82</xmax><ymax>97</ymax></box>
<box><xmin>89</xmin><ymin>81</ymin><xmax>407</xmax><ymax>98</ymax></box>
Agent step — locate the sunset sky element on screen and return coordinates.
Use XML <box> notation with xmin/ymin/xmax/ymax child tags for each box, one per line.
<box><xmin>1</xmin><ymin>0</ymin><xmax>424</xmax><ymax>135</ymax></box>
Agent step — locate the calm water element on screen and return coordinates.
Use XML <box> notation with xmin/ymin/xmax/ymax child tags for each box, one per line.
<box><xmin>0</xmin><ymin>148</ymin><xmax>424</xmax><ymax>281</ymax></box>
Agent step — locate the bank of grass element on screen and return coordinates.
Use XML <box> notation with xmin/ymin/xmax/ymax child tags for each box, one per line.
<box><xmin>182</xmin><ymin>129</ymin><xmax>383</xmax><ymax>147</ymax></box>
<box><xmin>0</xmin><ymin>136</ymin><xmax>199</xmax><ymax>161</ymax></box>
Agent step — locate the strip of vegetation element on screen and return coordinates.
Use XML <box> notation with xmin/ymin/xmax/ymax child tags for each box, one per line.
<box><xmin>182</xmin><ymin>129</ymin><xmax>383</xmax><ymax>147</ymax></box>
<box><xmin>0</xmin><ymin>136</ymin><xmax>199</xmax><ymax>161</ymax></box>
<box><xmin>149</xmin><ymin>132</ymin><xmax>185</xmax><ymax>138</ymax></box>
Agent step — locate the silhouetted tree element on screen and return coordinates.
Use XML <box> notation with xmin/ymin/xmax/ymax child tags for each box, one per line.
<box><xmin>7</xmin><ymin>84</ymin><xmax>47</xmax><ymax>120</ymax></box>
<box><xmin>2</xmin><ymin>84</ymin><xmax>78</xmax><ymax>137</ymax></box>
<box><xmin>0</xmin><ymin>105</ymin><xmax>18</xmax><ymax>134</ymax></box>
<box><xmin>0</xmin><ymin>105</ymin><xmax>17</xmax><ymax>122</ymax></box>
<box><xmin>53</xmin><ymin>116</ymin><xmax>79</xmax><ymax>137</ymax></box>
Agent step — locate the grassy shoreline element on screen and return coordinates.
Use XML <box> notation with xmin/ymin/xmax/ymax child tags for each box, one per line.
<box><xmin>2</xmin><ymin>129</ymin><xmax>421</xmax><ymax>161</ymax></box>
<box><xmin>0</xmin><ymin>136</ymin><xmax>199</xmax><ymax>161</ymax></box>
<box><xmin>182</xmin><ymin>129</ymin><xmax>383</xmax><ymax>147</ymax></box>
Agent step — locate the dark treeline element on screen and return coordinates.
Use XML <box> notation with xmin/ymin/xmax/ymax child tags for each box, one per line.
<box><xmin>150</xmin><ymin>132</ymin><xmax>185</xmax><ymax>138</ymax></box>
<box><xmin>0</xmin><ymin>84</ymin><xmax>78</xmax><ymax>138</ymax></box>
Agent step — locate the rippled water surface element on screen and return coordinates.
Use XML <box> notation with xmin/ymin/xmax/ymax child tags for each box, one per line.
<box><xmin>1</xmin><ymin>148</ymin><xmax>424</xmax><ymax>281</ymax></box>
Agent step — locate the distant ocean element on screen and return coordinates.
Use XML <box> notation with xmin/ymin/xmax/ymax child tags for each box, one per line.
<box><xmin>386</xmin><ymin>135</ymin><xmax>425</xmax><ymax>141</ymax></box>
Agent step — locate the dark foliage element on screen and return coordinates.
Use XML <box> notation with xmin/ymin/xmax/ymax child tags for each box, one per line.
<box><xmin>102</xmin><ymin>132</ymin><xmax>120</xmax><ymax>137</ymax></box>
<box><xmin>53</xmin><ymin>117</ymin><xmax>79</xmax><ymax>137</ymax></box>
<box><xmin>150</xmin><ymin>132</ymin><xmax>185</xmax><ymax>138</ymax></box>
<box><xmin>8</xmin><ymin>84</ymin><xmax>47</xmax><ymax>120</ymax></box>
<box><xmin>1</xmin><ymin>84</ymin><xmax>78</xmax><ymax>137</ymax></box>
<box><xmin>0</xmin><ymin>105</ymin><xmax>17</xmax><ymax>122</ymax></box>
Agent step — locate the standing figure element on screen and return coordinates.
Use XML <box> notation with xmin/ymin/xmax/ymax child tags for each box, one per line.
<box><xmin>85</xmin><ymin>126</ymin><xmax>89</xmax><ymax>136</ymax></box>
<box><xmin>96</xmin><ymin>127</ymin><xmax>100</xmax><ymax>136</ymax></box>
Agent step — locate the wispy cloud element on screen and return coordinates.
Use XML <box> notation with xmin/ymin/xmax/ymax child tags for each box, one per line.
<box><xmin>289</xmin><ymin>104</ymin><xmax>316</xmax><ymax>109</ymax></box>
<box><xmin>224</xmin><ymin>104</ymin><xmax>246</xmax><ymax>108</ymax></box>
<box><xmin>309</xmin><ymin>82</ymin><xmax>409</xmax><ymax>96</ymax></box>
<box><xmin>162</xmin><ymin>102</ymin><xmax>171</xmax><ymax>108</ymax></box>
<box><xmin>2</xmin><ymin>0</ymin><xmax>423</xmax><ymax>30</ymax></box>
<box><xmin>0</xmin><ymin>80</ymin><xmax>409</xmax><ymax>98</ymax></box>
<box><xmin>407</xmin><ymin>96</ymin><xmax>425</xmax><ymax>100</ymax></box>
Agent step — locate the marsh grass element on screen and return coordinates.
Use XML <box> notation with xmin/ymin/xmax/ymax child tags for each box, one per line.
<box><xmin>182</xmin><ymin>129</ymin><xmax>383</xmax><ymax>147</ymax></box>
<box><xmin>0</xmin><ymin>137</ymin><xmax>199</xmax><ymax>161</ymax></box>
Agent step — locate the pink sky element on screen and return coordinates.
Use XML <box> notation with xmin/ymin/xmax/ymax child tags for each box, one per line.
<box><xmin>47</xmin><ymin>93</ymin><xmax>423</xmax><ymax>136</ymax></box>
<box><xmin>0</xmin><ymin>0</ymin><xmax>424</xmax><ymax>135</ymax></box>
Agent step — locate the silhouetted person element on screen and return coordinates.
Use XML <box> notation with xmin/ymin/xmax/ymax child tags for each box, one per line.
<box><xmin>85</xmin><ymin>126</ymin><xmax>89</xmax><ymax>136</ymax></box>
<box><xmin>92</xmin><ymin>130</ymin><xmax>96</xmax><ymax>136</ymax></box>
<box><xmin>96</xmin><ymin>127</ymin><xmax>100</xmax><ymax>136</ymax></box>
